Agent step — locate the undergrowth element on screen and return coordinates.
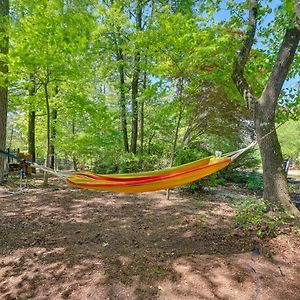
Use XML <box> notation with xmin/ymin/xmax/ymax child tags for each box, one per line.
<box><xmin>233</xmin><ymin>198</ymin><xmax>292</xmax><ymax>239</ymax></box>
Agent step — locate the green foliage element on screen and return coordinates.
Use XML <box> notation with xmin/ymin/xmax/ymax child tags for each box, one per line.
<box><xmin>174</xmin><ymin>146</ymin><xmax>228</xmax><ymax>192</ymax></box>
<box><xmin>174</xmin><ymin>147</ymin><xmax>211</xmax><ymax>166</ymax></box>
<box><xmin>5</xmin><ymin>0</ymin><xmax>299</xmax><ymax>187</ymax></box>
<box><xmin>234</xmin><ymin>198</ymin><xmax>287</xmax><ymax>238</ymax></box>
<box><xmin>245</xmin><ymin>172</ymin><xmax>264</xmax><ymax>191</ymax></box>
<box><xmin>93</xmin><ymin>152</ymin><xmax>166</xmax><ymax>175</ymax></box>
<box><xmin>278</xmin><ymin>121</ymin><xmax>300</xmax><ymax>166</ymax></box>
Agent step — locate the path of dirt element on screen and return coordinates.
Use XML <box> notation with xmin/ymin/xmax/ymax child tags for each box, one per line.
<box><xmin>0</xmin><ymin>179</ymin><xmax>300</xmax><ymax>300</ymax></box>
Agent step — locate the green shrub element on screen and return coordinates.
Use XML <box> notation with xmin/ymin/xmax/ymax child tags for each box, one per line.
<box><xmin>233</xmin><ymin>198</ymin><xmax>287</xmax><ymax>238</ymax></box>
<box><xmin>175</xmin><ymin>147</ymin><xmax>230</xmax><ymax>190</ymax></box>
<box><xmin>245</xmin><ymin>172</ymin><xmax>264</xmax><ymax>191</ymax></box>
<box><xmin>93</xmin><ymin>152</ymin><xmax>165</xmax><ymax>174</ymax></box>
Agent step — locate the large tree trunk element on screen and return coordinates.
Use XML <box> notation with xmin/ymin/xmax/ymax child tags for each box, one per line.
<box><xmin>255</xmin><ymin>101</ymin><xmax>299</xmax><ymax>215</ymax></box>
<box><xmin>0</xmin><ymin>0</ymin><xmax>9</xmax><ymax>183</ymax></box>
<box><xmin>255</xmin><ymin>26</ymin><xmax>300</xmax><ymax>215</ymax></box>
<box><xmin>231</xmin><ymin>0</ymin><xmax>300</xmax><ymax>216</ymax></box>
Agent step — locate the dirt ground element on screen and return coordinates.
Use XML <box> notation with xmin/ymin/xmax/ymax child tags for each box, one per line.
<box><xmin>1</xmin><ymin>178</ymin><xmax>300</xmax><ymax>300</ymax></box>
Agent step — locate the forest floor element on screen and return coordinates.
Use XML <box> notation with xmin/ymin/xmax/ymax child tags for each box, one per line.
<box><xmin>0</xmin><ymin>177</ymin><xmax>300</xmax><ymax>300</ymax></box>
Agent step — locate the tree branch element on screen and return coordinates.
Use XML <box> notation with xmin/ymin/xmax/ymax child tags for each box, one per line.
<box><xmin>295</xmin><ymin>0</ymin><xmax>300</xmax><ymax>31</ymax></box>
<box><xmin>262</xmin><ymin>26</ymin><xmax>300</xmax><ymax>108</ymax></box>
<box><xmin>231</xmin><ymin>0</ymin><xmax>258</xmax><ymax>110</ymax></box>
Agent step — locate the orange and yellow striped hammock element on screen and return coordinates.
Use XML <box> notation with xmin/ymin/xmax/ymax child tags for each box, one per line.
<box><xmin>66</xmin><ymin>155</ymin><xmax>232</xmax><ymax>193</ymax></box>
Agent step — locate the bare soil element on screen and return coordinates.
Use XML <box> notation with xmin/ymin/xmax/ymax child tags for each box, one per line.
<box><xmin>0</xmin><ymin>178</ymin><xmax>300</xmax><ymax>300</ymax></box>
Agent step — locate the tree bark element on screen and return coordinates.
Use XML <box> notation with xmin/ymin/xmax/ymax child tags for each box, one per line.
<box><xmin>28</xmin><ymin>110</ymin><xmax>36</xmax><ymax>163</ymax></box>
<box><xmin>166</xmin><ymin>77</ymin><xmax>184</xmax><ymax>200</ymax></box>
<box><xmin>255</xmin><ymin>102</ymin><xmax>299</xmax><ymax>215</ymax></box>
<box><xmin>231</xmin><ymin>0</ymin><xmax>300</xmax><ymax>216</ymax></box>
<box><xmin>130</xmin><ymin>0</ymin><xmax>142</xmax><ymax>154</ymax></box>
<box><xmin>0</xmin><ymin>0</ymin><xmax>9</xmax><ymax>183</ymax></box>
<box><xmin>43</xmin><ymin>83</ymin><xmax>51</xmax><ymax>186</ymax></box>
<box><xmin>140</xmin><ymin>71</ymin><xmax>146</xmax><ymax>154</ymax></box>
<box><xmin>27</xmin><ymin>76</ymin><xmax>37</xmax><ymax>165</ymax></box>
<box><xmin>117</xmin><ymin>48</ymin><xmax>129</xmax><ymax>152</ymax></box>
<box><xmin>130</xmin><ymin>53</ymin><xmax>140</xmax><ymax>154</ymax></box>
<box><xmin>72</xmin><ymin>119</ymin><xmax>78</xmax><ymax>171</ymax></box>
<box><xmin>50</xmin><ymin>108</ymin><xmax>57</xmax><ymax>169</ymax></box>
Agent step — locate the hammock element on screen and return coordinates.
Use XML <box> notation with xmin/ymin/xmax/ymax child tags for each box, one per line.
<box><xmin>0</xmin><ymin>142</ymin><xmax>256</xmax><ymax>193</ymax></box>
<box><xmin>66</xmin><ymin>156</ymin><xmax>231</xmax><ymax>193</ymax></box>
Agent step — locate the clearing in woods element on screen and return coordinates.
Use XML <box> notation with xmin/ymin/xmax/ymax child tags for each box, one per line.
<box><xmin>0</xmin><ymin>179</ymin><xmax>300</xmax><ymax>300</ymax></box>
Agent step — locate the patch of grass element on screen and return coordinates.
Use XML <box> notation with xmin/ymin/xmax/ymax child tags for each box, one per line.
<box><xmin>232</xmin><ymin>198</ymin><xmax>289</xmax><ymax>239</ymax></box>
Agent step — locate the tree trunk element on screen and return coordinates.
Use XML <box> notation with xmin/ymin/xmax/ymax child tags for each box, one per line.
<box><xmin>0</xmin><ymin>0</ymin><xmax>9</xmax><ymax>183</ymax></box>
<box><xmin>72</xmin><ymin>119</ymin><xmax>78</xmax><ymax>171</ymax></box>
<box><xmin>166</xmin><ymin>77</ymin><xmax>184</xmax><ymax>200</ymax></box>
<box><xmin>255</xmin><ymin>26</ymin><xmax>300</xmax><ymax>215</ymax></box>
<box><xmin>140</xmin><ymin>71</ymin><xmax>146</xmax><ymax>154</ymax></box>
<box><xmin>130</xmin><ymin>1</ymin><xmax>142</xmax><ymax>154</ymax></box>
<box><xmin>231</xmin><ymin>0</ymin><xmax>300</xmax><ymax>216</ymax></box>
<box><xmin>27</xmin><ymin>75</ymin><xmax>37</xmax><ymax>164</ymax></box>
<box><xmin>255</xmin><ymin>101</ymin><xmax>299</xmax><ymax>216</ymax></box>
<box><xmin>117</xmin><ymin>48</ymin><xmax>129</xmax><ymax>152</ymax></box>
<box><xmin>28</xmin><ymin>110</ymin><xmax>36</xmax><ymax>172</ymax></box>
<box><xmin>130</xmin><ymin>53</ymin><xmax>140</xmax><ymax>154</ymax></box>
<box><xmin>43</xmin><ymin>83</ymin><xmax>51</xmax><ymax>186</ymax></box>
<box><xmin>50</xmin><ymin>109</ymin><xmax>57</xmax><ymax>169</ymax></box>
<box><xmin>28</xmin><ymin>106</ymin><xmax>36</xmax><ymax>162</ymax></box>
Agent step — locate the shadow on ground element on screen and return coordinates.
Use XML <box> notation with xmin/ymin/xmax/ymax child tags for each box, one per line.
<box><xmin>0</xmin><ymin>180</ymin><xmax>300</xmax><ymax>299</ymax></box>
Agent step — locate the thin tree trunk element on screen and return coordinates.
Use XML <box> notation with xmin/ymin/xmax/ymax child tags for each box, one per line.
<box><xmin>166</xmin><ymin>77</ymin><xmax>184</xmax><ymax>200</ymax></box>
<box><xmin>72</xmin><ymin>119</ymin><xmax>78</xmax><ymax>171</ymax></box>
<box><xmin>140</xmin><ymin>71</ymin><xmax>146</xmax><ymax>154</ymax></box>
<box><xmin>0</xmin><ymin>0</ymin><xmax>9</xmax><ymax>183</ymax></box>
<box><xmin>117</xmin><ymin>48</ymin><xmax>129</xmax><ymax>152</ymax></box>
<box><xmin>50</xmin><ymin>86</ymin><xmax>59</xmax><ymax>169</ymax></box>
<box><xmin>28</xmin><ymin>110</ymin><xmax>36</xmax><ymax>162</ymax></box>
<box><xmin>28</xmin><ymin>111</ymin><xmax>36</xmax><ymax>172</ymax></box>
<box><xmin>130</xmin><ymin>0</ymin><xmax>142</xmax><ymax>154</ymax></box>
<box><xmin>130</xmin><ymin>53</ymin><xmax>140</xmax><ymax>153</ymax></box>
<box><xmin>50</xmin><ymin>109</ymin><xmax>57</xmax><ymax>169</ymax></box>
<box><xmin>43</xmin><ymin>83</ymin><xmax>51</xmax><ymax>186</ymax></box>
<box><xmin>27</xmin><ymin>75</ymin><xmax>37</xmax><ymax>165</ymax></box>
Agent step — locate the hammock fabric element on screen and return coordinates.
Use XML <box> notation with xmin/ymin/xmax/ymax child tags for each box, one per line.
<box><xmin>66</xmin><ymin>156</ymin><xmax>231</xmax><ymax>193</ymax></box>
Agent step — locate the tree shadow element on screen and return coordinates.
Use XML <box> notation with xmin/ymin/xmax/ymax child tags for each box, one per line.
<box><xmin>0</xmin><ymin>185</ymin><xmax>299</xmax><ymax>299</ymax></box>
